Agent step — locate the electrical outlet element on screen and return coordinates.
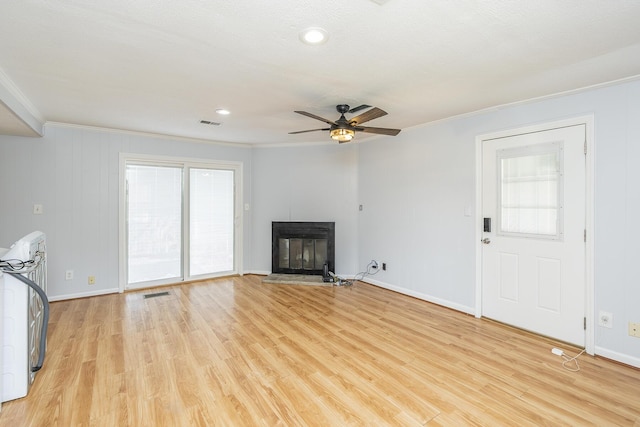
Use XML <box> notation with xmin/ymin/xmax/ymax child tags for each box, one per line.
<box><xmin>65</xmin><ymin>270</ymin><xmax>74</xmax><ymax>280</ymax></box>
<box><xmin>598</xmin><ymin>311</ymin><xmax>613</xmax><ymax>328</ymax></box>
<box><xmin>371</xmin><ymin>260</ymin><xmax>379</xmax><ymax>269</ymax></box>
<box><xmin>382</xmin><ymin>262</ymin><xmax>386</xmax><ymax>271</ymax></box>
<box><xmin>629</xmin><ymin>322</ymin><xmax>640</xmax><ymax>338</ymax></box>
<box><xmin>88</xmin><ymin>276</ymin><xmax>96</xmax><ymax>285</ymax></box>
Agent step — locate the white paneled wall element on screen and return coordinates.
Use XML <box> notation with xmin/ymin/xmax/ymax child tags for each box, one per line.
<box><xmin>250</xmin><ymin>143</ymin><xmax>359</xmax><ymax>276</ymax></box>
<box><xmin>357</xmin><ymin>123</ymin><xmax>477</xmax><ymax>313</ymax></box>
<box><xmin>0</xmin><ymin>126</ymin><xmax>252</xmax><ymax>300</ymax></box>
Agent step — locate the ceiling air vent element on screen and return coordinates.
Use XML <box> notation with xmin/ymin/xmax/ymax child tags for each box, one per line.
<box><xmin>200</xmin><ymin>120</ymin><xmax>221</xmax><ymax>126</ymax></box>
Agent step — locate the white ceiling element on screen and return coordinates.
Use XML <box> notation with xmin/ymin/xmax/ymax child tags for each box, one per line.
<box><xmin>1</xmin><ymin>0</ymin><xmax>640</xmax><ymax>144</ymax></box>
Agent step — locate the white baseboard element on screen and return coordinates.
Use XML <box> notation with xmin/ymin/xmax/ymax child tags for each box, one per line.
<box><xmin>48</xmin><ymin>287</ymin><xmax>120</xmax><ymax>302</ymax></box>
<box><xmin>362</xmin><ymin>277</ymin><xmax>475</xmax><ymax>315</ymax></box>
<box><xmin>594</xmin><ymin>346</ymin><xmax>640</xmax><ymax>369</ymax></box>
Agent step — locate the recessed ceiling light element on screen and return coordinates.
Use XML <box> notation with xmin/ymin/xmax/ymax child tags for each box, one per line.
<box><xmin>299</xmin><ymin>27</ymin><xmax>328</xmax><ymax>45</ymax></box>
<box><xmin>215</xmin><ymin>109</ymin><xmax>231</xmax><ymax>115</ymax></box>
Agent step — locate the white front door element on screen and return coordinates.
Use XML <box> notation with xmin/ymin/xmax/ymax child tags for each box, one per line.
<box><xmin>481</xmin><ymin>125</ymin><xmax>586</xmax><ymax>346</ymax></box>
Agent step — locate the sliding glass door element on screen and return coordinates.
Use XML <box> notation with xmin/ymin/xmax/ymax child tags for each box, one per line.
<box><xmin>189</xmin><ymin>168</ymin><xmax>235</xmax><ymax>276</ymax></box>
<box><xmin>121</xmin><ymin>156</ymin><xmax>241</xmax><ymax>290</ymax></box>
<box><xmin>126</xmin><ymin>164</ymin><xmax>183</xmax><ymax>285</ymax></box>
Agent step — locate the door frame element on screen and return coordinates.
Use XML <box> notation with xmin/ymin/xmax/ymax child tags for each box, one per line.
<box><xmin>474</xmin><ymin>116</ymin><xmax>595</xmax><ymax>355</ymax></box>
<box><xmin>118</xmin><ymin>153</ymin><xmax>244</xmax><ymax>292</ymax></box>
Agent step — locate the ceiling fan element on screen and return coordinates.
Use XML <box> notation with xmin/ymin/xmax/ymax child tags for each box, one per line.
<box><xmin>289</xmin><ymin>104</ymin><xmax>401</xmax><ymax>143</ymax></box>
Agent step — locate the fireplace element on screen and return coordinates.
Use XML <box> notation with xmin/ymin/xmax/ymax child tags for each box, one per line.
<box><xmin>272</xmin><ymin>222</ymin><xmax>335</xmax><ymax>275</ymax></box>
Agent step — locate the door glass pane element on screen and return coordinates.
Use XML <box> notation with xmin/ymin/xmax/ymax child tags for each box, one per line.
<box><xmin>498</xmin><ymin>143</ymin><xmax>563</xmax><ymax>239</ymax></box>
<box><xmin>314</xmin><ymin>239</ymin><xmax>327</xmax><ymax>269</ymax></box>
<box><xmin>279</xmin><ymin>238</ymin><xmax>290</xmax><ymax>269</ymax></box>
<box><xmin>126</xmin><ymin>164</ymin><xmax>182</xmax><ymax>284</ymax></box>
<box><xmin>303</xmin><ymin>239</ymin><xmax>314</xmax><ymax>270</ymax></box>
<box><xmin>190</xmin><ymin>168</ymin><xmax>234</xmax><ymax>276</ymax></box>
<box><xmin>289</xmin><ymin>239</ymin><xmax>303</xmax><ymax>269</ymax></box>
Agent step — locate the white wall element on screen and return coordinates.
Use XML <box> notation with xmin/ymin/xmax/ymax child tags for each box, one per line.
<box><xmin>358</xmin><ymin>122</ymin><xmax>477</xmax><ymax>313</ymax></box>
<box><xmin>0</xmin><ymin>125</ymin><xmax>252</xmax><ymax>300</ymax></box>
<box><xmin>356</xmin><ymin>79</ymin><xmax>640</xmax><ymax>366</ymax></box>
<box><xmin>250</xmin><ymin>143</ymin><xmax>359</xmax><ymax>276</ymax></box>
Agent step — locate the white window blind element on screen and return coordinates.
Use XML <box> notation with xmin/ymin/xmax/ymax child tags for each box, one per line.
<box><xmin>498</xmin><ymin>142</ymin><xmax>563</xmax><ymax>239</ymax></box>
<box><xmin>190</xmin><ymin>168</ymin><xmax>234</xmax><ymax>276</ymax></box>
<box><xmin>126</xmin><ymin>164</ymin><xmax>183</xmax><ymax>284</ymax></box>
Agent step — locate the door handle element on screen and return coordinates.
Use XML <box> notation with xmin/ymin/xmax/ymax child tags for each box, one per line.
<box><xmin>482</xmin><ymin>238</ymin><xmax>491</xmax><ymax>244</ymax></box>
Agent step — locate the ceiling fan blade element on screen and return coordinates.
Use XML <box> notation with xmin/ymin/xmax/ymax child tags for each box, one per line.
<box><xmin>288</xmin><ymin>128</ymin><xmax>330</xmax><ymax>134</ymax></box>
<box><xmin>347</xmin><ymin>104</ymin><xmax>371</xmax><ymax>114</ymax></box>
<box><xmin>349</xmin><ymin>107</ymin><xmax>387</xmax><ymax>125</ymax></box>
<box><xmin>357</xmin><ymin>126</ymin><xmax>401</xmax><ymax>136</ymax></box>
<box><xmin>294</xmin><ymin>111</ymin><xmax>336</xmax><ymax>126</ymax></box>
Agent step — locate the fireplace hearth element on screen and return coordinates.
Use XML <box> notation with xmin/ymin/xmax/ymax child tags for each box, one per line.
<box><xmin>272</xmin><ymin>222</ymin><xmax>335</xmax><ymax>275</ymax></box>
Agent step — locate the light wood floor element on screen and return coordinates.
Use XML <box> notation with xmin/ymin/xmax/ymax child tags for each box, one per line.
<box><xmin>2</xmin><ymin>275</ymin><xmax>639</xmax><ymax>426</ymax></box>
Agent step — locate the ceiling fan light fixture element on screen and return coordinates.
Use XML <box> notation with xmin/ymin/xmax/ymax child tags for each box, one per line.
<box><xmin>330</xmin><ymin>128</ymin><xmax>355</xmax><ymax>142</ymax></box>
<box><xmin>299</xmin><ymin>27</ymin><xmax>328</xmax><ymax>45</ymax></box>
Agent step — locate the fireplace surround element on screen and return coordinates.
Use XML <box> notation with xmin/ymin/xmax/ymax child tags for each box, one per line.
<box><xmin>272</xmin><ymin>222</ymin><xmax>335</xmax><ymax>275</ymax></box>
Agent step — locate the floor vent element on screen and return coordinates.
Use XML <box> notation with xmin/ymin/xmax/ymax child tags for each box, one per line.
<box><xmin>143</xmin><ymin>291</ymin><xmax>170</xmax><ymax>299</ymax></box>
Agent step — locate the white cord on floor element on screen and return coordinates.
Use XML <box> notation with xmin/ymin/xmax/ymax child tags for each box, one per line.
<box><xmin>333</xmin><ymin>260</ymin><xmax>380</xmax><ymax>287</ymax></box>
<box><xmin>561</xmin><ymin>349</ymin><xmax>586</xmax><ymax>372</ymax></box>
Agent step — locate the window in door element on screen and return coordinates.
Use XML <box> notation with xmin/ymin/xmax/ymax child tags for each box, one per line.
<box><xmin>497</xmin><ymin>142</ymin><xmax>564</xmax><ymax>240</ymax></box>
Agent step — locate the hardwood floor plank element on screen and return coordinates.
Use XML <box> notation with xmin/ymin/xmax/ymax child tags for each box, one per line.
<box><xmin>1</xmin><ymin>276</ymin><xmax>639</xmax><ymax>426</ymax></box>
